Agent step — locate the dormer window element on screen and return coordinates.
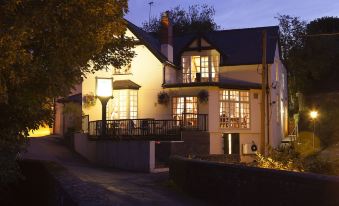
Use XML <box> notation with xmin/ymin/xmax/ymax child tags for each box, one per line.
<box><xmin>182</xmin><ymin>55</ymin><xmax>219</xmax><ymax>83</ymax></box>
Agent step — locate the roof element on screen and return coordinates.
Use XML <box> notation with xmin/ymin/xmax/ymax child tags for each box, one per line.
<box><xmin>125</xmin><ymin>20</ymin><xmax>280</xmax><ymax>67</ymax></box>
<box><xmin>57</xmin><ymin>93</ymin><xmax>82</xmax><ymax>104</ymax></box>
<box><xmin>173</xmin><ymin>26</ymin><xmax>280</xmax><ymax>66</ymax></box>
<box><xmin>113</xmin><ymin>80</ymin><xmax>141</xmax><ymax>90</ymax></box>
<box><xmin>126</xmin><ymin>20</ymin><xmax>174</xmax><ymax>66</ymax></box>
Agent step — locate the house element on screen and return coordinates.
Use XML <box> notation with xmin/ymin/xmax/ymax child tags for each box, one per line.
<box><xmin>54</xmin><ymin>13</ymin><xmax>288</xmax><ymax>165</ymax></box>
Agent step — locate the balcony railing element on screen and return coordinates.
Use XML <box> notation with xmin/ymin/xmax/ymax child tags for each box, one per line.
<box><xmin>181</xmin><ymin>113</ymin><xmax>208</xmax><ymax>131</ymax></box>
<box><xmin>88</xmin><ymin>119</ymin><xmax>183</xmax><ymax>140</ymax></box>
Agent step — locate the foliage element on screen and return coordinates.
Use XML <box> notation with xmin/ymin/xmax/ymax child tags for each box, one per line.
<box><xmin>255</xmin><ymin>144</ymin><xmax>335</xmax><ymax>175</ymax></box>
<box><xmin>299</xmin><ymin>94</ymin><xmax>339</xmax><ymax>147</ymax></box>
<box><xmin>277</xmin><ymin>15</ymin><xmax>339</xmax><ymax>97</ymax></box>
<box><xmin>157</xmin><ymin>91</ymin><xmax>170</xmax><ymax>105</ymax></box>
<box><xmin>142</xmin><ymin>4</ymin><xmax>220</xmax><ymax>36</ymax></box>
<box><xmin>0</xmin><ymin>0</ymin><xmax>134</xmax><ymax>185</ymax></box>
<box><xmin>197</xmin><ymin>90</ymin><xmax>209</xmax><ymax>103</ymax></box>
<box><xmin>276</xmin><ymin>14</ymin><xmax>307</xmax><ymax>113</ymax></box>
<box><xmin>256</xmin><ymin>147</ymin><xmax>304</xmax><ymax>172</ymax></box>
<box><xmin>83</xmin><ymin>93</ymin><xmax>97</xmax><ymax>108</ymax></box>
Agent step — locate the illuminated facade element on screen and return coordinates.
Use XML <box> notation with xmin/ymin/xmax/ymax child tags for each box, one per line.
<box><xmin>54</xmin><ymin>15</ymin><xmax>288</xmax><ymax>160</ymax></box>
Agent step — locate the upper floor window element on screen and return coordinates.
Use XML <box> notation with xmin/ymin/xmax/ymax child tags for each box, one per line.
<box><xmin>182</xmin><ymin>55</ymin><xmax>219</xmax><ymax>83</ymax></box>
<box><xmin>113</xmin><ymin>64</ymin><xmax>132</xmax><ymax>75</ymax></box>
<box><xmin>220</xmin><ymin>90</ymin><xmax>250</xmax><ymax>129</ymax></box>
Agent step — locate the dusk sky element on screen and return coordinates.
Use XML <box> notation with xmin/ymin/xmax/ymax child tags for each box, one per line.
<box><xmin>125</xmin><ymin>0</ymin><xmax>339</xmax><ymax>29</ymax></box>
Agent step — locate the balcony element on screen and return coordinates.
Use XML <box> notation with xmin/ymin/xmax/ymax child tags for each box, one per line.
<box><xmin>82</xmin><ymin>115</ymin><xmax>208</xmax><ymax>140</ymax></box>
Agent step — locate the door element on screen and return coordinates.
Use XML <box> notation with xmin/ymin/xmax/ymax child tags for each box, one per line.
<box><xmin>223</xmin><ymin>133</ymin><xmax>240</xmax><ymax>154</ymax></box>
<box><xmin>173</xmin><ymin>97</ymin><xmax>198</xmax><ymax>127</ymax></box>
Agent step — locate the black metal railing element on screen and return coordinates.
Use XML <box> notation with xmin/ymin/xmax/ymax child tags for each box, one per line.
<box><xmin>182</xmin><ymin>113</ymin><xmax>208</xmax><ymax>131</ymax></box>
<box><xmin>89</xmin><ymin>119</ymin><xmax>183</xmax><ymax>140</ymax></box>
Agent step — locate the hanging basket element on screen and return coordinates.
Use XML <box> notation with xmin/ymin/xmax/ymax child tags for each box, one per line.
<box><xmin>83</xmin><ymin>93</ymin><xmax>96</xmax><ymax>108</ymax></box>
<box><xmin>157</xmin><ymin>91</ymin><xmax>170</xmax><ymax>105</ymax></box>
<box><xmin>198</xmin><ymin>90</ymin><xmax>209</xmax><ymax>103</ymax></box>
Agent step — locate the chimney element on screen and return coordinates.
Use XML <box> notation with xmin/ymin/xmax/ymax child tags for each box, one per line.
<box><xmin>160</xmin><ymin>11</ymin><xmax>173</xmax><ymax>62</ymax></box>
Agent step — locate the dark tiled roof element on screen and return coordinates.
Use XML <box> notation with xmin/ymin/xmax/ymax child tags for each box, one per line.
<box><xmin>113</xmin><ymin>80</ymin><xmax>141</xmax><ymax>90</ymax></box>
<box><xmin>126</xmin><ymin>20</ymin><xmax>280</xmax><ymax>67</ymax></box>
<box><xmin>173</xmin><ymin>26</ymin><xmax>280</xmax><ymax>66</ymax></box>
<box><xmin>126</xmin><ymin>20</ymin><xmax>169</xmax><ymax>64</ymax></box>
<box><xmin>57</xmin><ymin>93</ymin><xmax>82</xmax><ymax>104</ymax></box>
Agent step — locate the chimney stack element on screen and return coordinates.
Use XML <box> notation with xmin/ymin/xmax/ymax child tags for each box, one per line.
<box><xmin>160</xmin><ymin>11</ymin><xmax>173</xmax><ymax>62</ymax></box>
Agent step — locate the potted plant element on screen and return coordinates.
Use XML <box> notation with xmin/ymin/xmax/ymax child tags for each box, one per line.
<box><xmin>157</xmin><ymin>91</ymin><xmax>170</xmax><ymax>105</ymax></box>
<box><xmin>83</xmin><ymin>93</ymin><xmax>96</xmax><ymax>108</ymax></box>
<box><xmin>198</xmin><ymin>90</ymin><xmax>209</xmax><ymax>103</ymax></box>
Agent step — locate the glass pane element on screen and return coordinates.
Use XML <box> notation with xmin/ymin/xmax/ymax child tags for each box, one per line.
<box><xmin>240</xmin><ymin>91</ymin><xmax>249</xmax><ymax>102</ymax></box>
<box><xmin>220</xmin><ymin>89</ymin><xmax>250</xmax><ymax>129</ymax></box>
<box><xmin>182</xmin><ymin>57</ymin><xmax>190</xmax><ymax>83</ymax></box>
<box><xmin>229</xmin><ymin>90</ymin><xmax>239</xmax><ymax>101</ymax></box>
<box><xmin>201</xmin><ymin>56</ymin><xmax>209</xmax><ymax>81</ymax></box>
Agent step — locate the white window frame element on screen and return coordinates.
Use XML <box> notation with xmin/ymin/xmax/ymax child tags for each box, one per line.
<box><xmin>182</xmin><ymin>55</ymin><xmax>219</xmax><ymax>83</ymax></box>
<box><xmin>219</xmin><ymin>90</ymin><xmax>250</xmax><ymax>129</ymax></box>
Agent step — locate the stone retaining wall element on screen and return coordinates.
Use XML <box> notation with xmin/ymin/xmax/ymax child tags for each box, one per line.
<box><xmin>170</xmin><ymin>156</ymin><xmax>339</xmax><ymax>206</ymax></box>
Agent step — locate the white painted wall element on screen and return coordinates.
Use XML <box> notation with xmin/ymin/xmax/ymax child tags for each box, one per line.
<box><xmin>82</xmin><ymin>28</ymin><xmax>171</xmax><ymax>121</ymax></box>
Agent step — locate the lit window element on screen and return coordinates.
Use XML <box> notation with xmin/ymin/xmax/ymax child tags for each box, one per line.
<box><xmin>172</xmin><ymin>97</ymin><xmax>198</xmax><ymax>127</ymax></box>
<box><xmin>220</xmin><ymin>90</ymin><xmax>250</xmax><ymax>129</ymax></box>
<box><xmin>182</xmin><ymin>55</ymin><xmax>219</xmax><ymax>83</ymax></box>
<box><xmin>110</xmin><ymin>90</ymin><xmax>138</xmax><ymax>119</ymax></box>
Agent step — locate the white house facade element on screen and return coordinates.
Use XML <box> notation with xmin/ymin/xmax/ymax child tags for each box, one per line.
<box><xmin>54</xmin><ymin>13</ymin><xmax>288</xmax><ymax>162</ymax></box>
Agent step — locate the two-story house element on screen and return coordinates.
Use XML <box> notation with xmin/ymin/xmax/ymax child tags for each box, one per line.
<box><xmin>54</xmin><ymin>13</ymin><xmax>288</xmax><ymax>162</ymax></box>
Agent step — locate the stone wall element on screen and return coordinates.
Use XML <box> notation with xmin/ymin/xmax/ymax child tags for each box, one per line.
<box><xmin>170</xmin><ymin>156</ymin><xmax>339</xmax><ymax>206</ymax></box>
<box><xmin>16</xmin><ymin>159</ymin><xmax>115</xmax><ymax>206</ymax></box>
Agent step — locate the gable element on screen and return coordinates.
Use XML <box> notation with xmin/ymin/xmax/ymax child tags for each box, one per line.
<box><xmin>173</xmin><ymin>26</ymin><xmax>280</xmax><ymax>67</ymax></box>
<box><xmin>188</xmin><ymin>38</ymin><xmax>212</xmax><ymax>49</ymax></box>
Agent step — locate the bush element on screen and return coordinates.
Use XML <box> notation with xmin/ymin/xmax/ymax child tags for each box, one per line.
<box><xmin>255</xmin><ymin>145</ymin><xmax>335</xmax><ymax>175</ymax></box>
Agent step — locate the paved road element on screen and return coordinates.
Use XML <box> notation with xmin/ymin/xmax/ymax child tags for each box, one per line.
<box><xmin>23</xmin><ymin>135</ymin><xmax>209</xmax><ymax>206</ymax></box>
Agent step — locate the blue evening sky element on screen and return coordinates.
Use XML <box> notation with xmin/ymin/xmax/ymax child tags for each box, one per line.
<box><xmin>125</xmin><ymin>0</ymin><xmax>339</xmax><ymax>29</ymax></box>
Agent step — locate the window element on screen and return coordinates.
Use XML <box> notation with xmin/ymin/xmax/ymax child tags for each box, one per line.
<box><xmin>110</xmin><ymin>89</ymin><xmax>138</xmax><ymax>119</ymax></box>
<box><xmin>173</xmin><ymin>97</ymin><xmax>198</xmax><ymax>127</ymax></box>
<box><xmin>113</xmin><ymin>64</ymin><xmax>132</xmax><ymax>75</ymax></box>
<box><xmin>182</xmin><ymin>55</ymin><xmax>219</xmax><ymax>83</ymax></box>
<box><xmin>220</xmin><ymin>90</ymin><xmax>250</xmax><ymax>128</ymax></box>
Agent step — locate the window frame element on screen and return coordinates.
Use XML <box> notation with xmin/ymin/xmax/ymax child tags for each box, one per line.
<box><xmin>109</xmin><ymin>89</ymin><xmax>138</xmax><ymax>120</ymax></box>
<box><xmin>182</xmin><ymin>55</ymin><xmax>219</xmax><ymax>83</ymax></box>
<box><xmin>219</xmin><ymin>89</ymin><xmax>251</xmax><ymax>129</ymax></box>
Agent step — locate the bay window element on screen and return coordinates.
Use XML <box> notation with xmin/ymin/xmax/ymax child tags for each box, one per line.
<box><xmin>220</xmin><ymin>90</ymin><xmax>250</xmax><ymax>129</ymax></box>
<box><xmin>182</xmin><ymin>55</ymin><xmax>219</xmax><ymax>83</ymax></box>
<box><xmin>110</xmin><ymin>90</ymin><xmax>138</xmax><ymax>120</ymax></box>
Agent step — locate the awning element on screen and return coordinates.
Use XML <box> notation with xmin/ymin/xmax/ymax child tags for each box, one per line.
<box><xmin>113</xmin><ymin>80</ymin><xmax>141</xmax><ymax>90</ymax></box>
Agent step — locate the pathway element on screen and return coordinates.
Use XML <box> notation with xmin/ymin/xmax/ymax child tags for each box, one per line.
<box><xmin>23</xmin><ymin>135</ymin><xmax>209</xmax><ymax>206</ymax></box>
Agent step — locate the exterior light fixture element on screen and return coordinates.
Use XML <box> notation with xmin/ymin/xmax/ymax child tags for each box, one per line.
<box><xmin>96</xmin><ymin>77</ymin><xmax>113</xmax><ymax>137</ymax></box>
<box><xmin>310</xmin><ymin>110</ymin><xmax>318</xmax><ymax>120</ymax></box>
<box><xmin>309</xmin><ymin>110</ymin><xmax>318</xmax><ymax>150</ymax></box>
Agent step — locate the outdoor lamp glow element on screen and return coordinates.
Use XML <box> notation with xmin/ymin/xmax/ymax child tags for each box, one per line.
<box><xmin>96</xmin><ymin>77</ymin><xmax>113</xmax><ymax>97</ymax></box>
<box><xmin>310</xmin><ymin>110</ymin><xmax>318</xmax><ymax>120</ymax></box>
<box><xmin>309</xmin><ymin>110</ymin><xmax>318</xmax><ymax>150</ymax></box>
<box><xmin>95</xmin><ymin>77</ymin><xmax>113</xmax><ymax>137</ymax></box>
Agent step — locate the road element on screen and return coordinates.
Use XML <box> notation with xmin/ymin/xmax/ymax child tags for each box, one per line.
<box><xmin>23</xmin><ymin>135</ymin><xmax>209</xmax><ymax>206</ymax></box>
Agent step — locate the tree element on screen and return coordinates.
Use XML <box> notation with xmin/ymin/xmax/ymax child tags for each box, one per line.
<box><xmin>0</xmin><ymin>0</ymin><xmax>135</xmax><ymax>185</ymax></box>
<box><xmin>276</xmin><ymin>14</ymin><xmax>307</xmax><ymax>112</ymax></box>
<box><xmin>142</xmin><ymin>4</ymin><xmax>220</xmax><ymax>36</ymax></box>
<box><xmin>277</xmin><ymin>15</ymin><xmax>339</xmax><ymax>112</ymax></box>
